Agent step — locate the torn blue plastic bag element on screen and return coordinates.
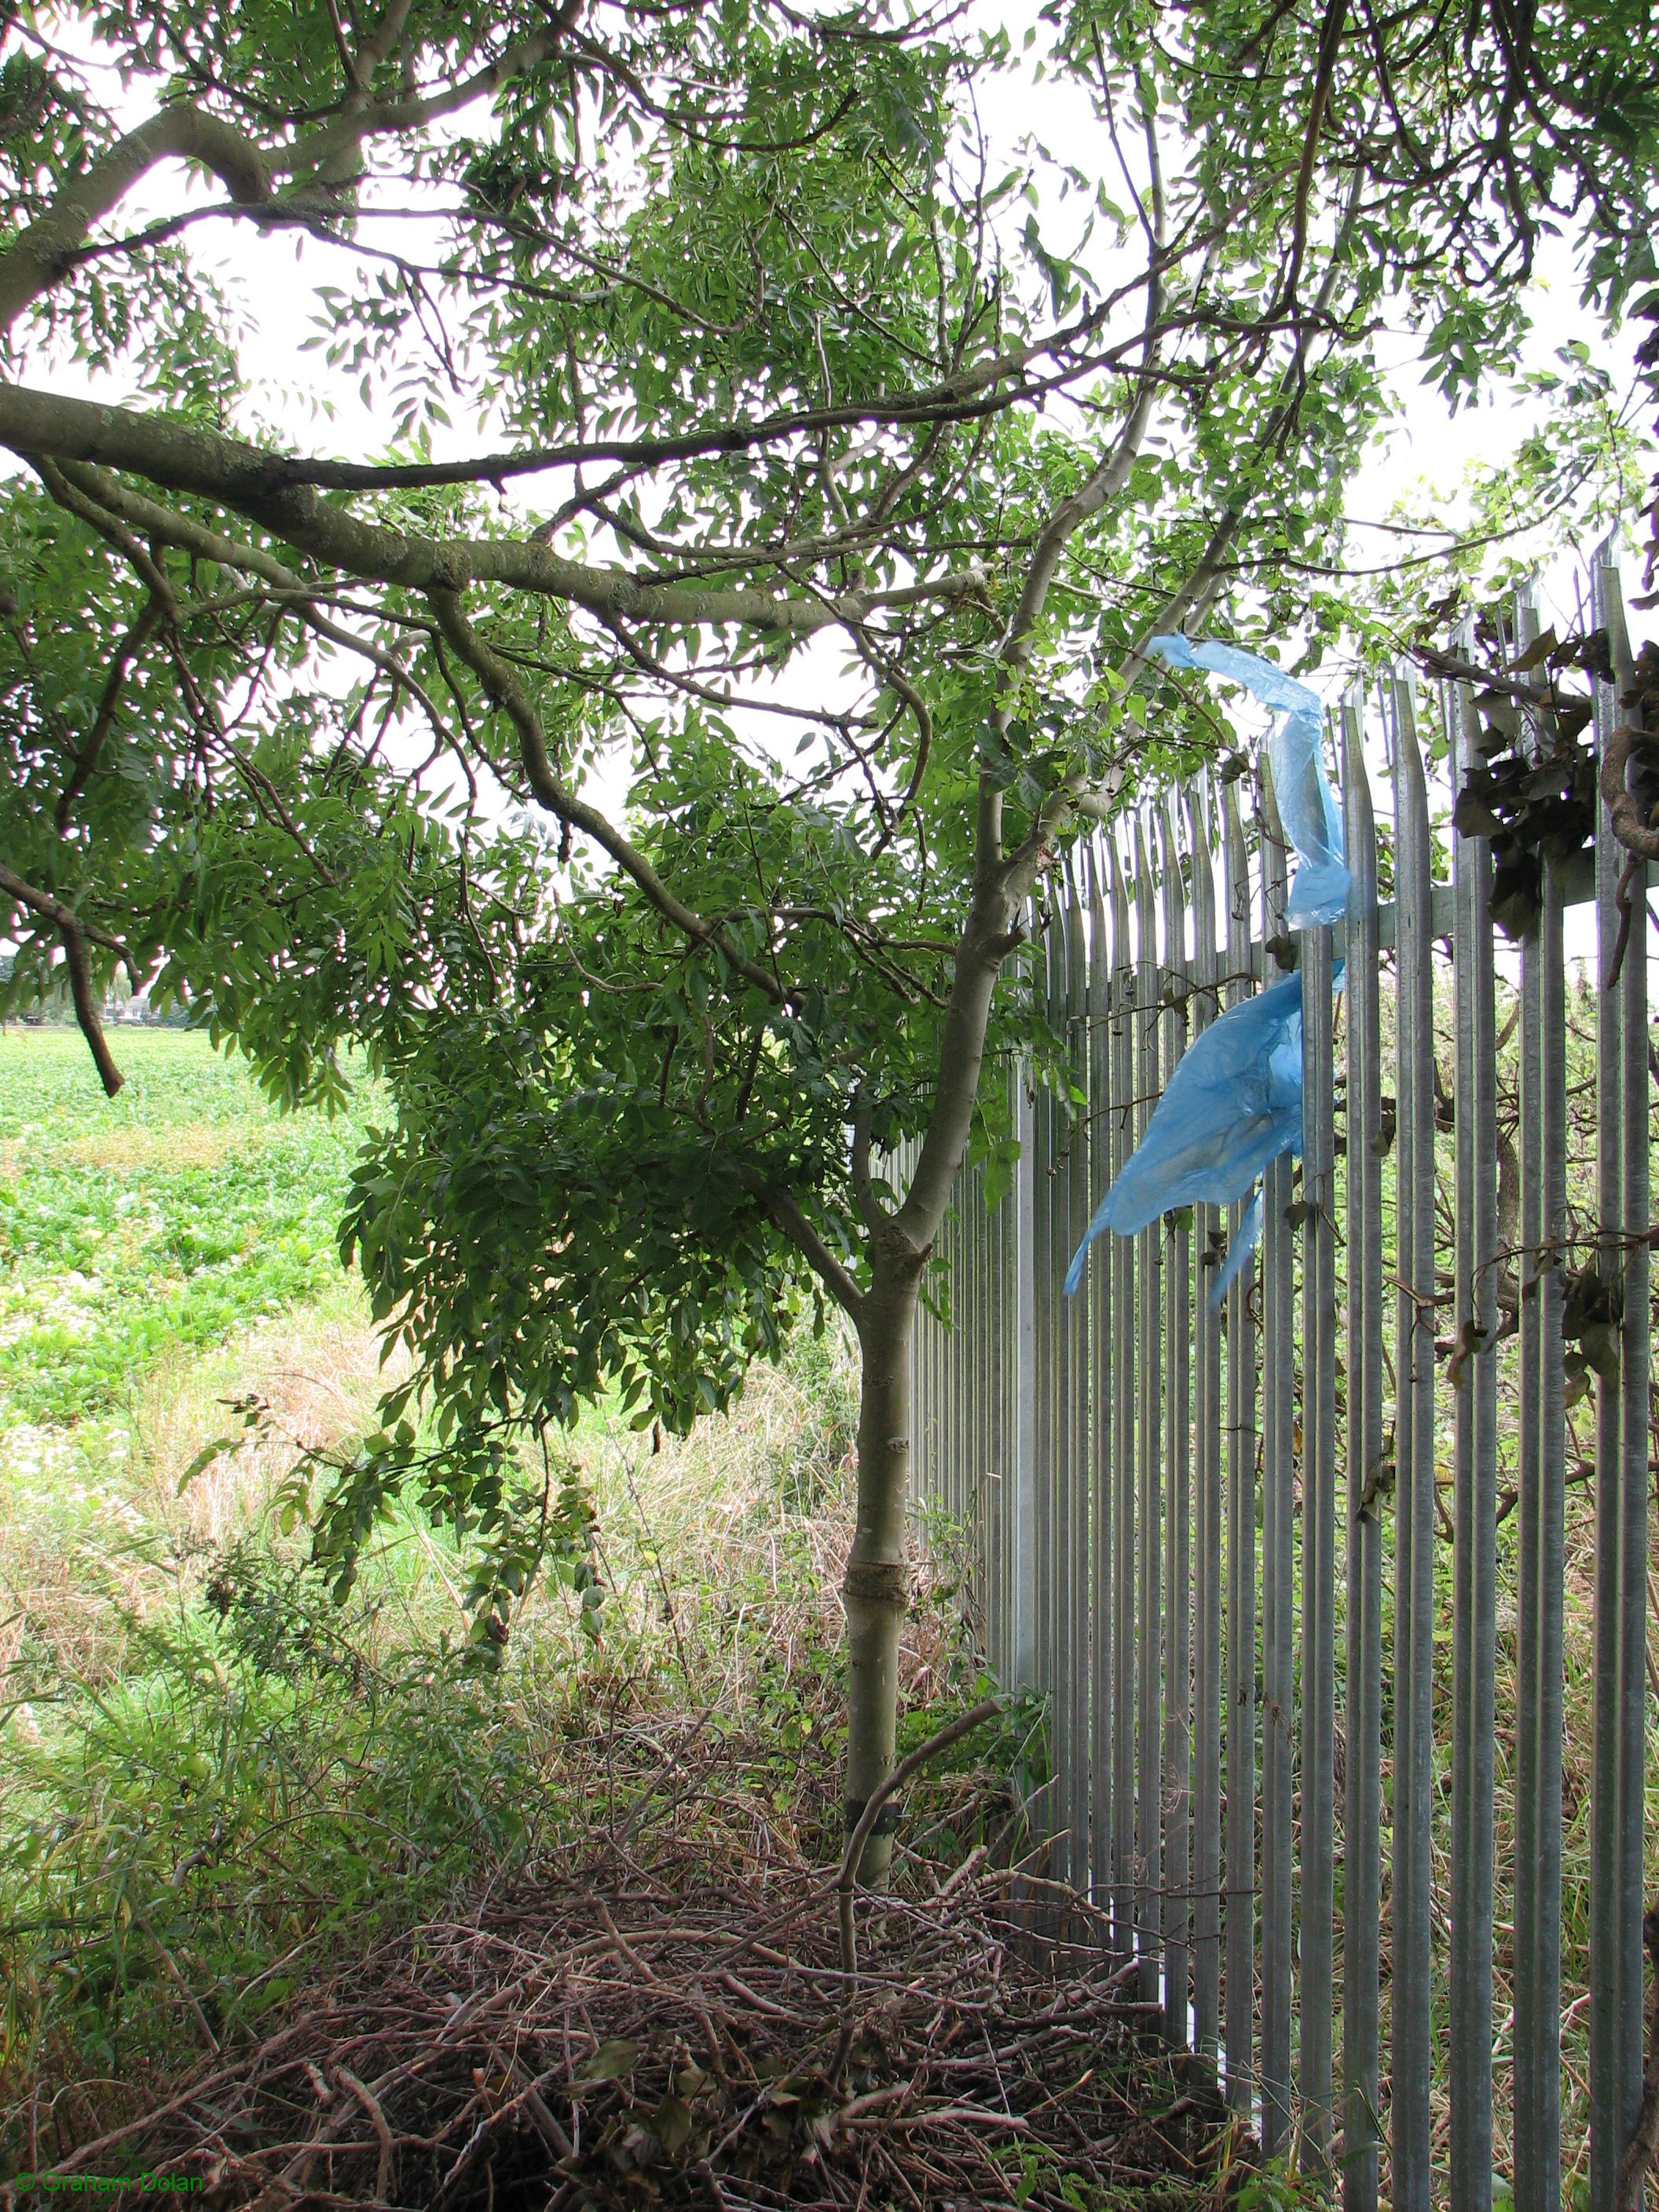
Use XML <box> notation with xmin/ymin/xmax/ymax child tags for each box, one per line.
<box><xmin>1146</xmin><ymin>635</ymin><xmax>1349</xmax><ymax>929</ymax></box>
<box><xmin>1062</xmin><ymin>963</ymin><xmax>1344</xmax><ymax>1307</ymax></box>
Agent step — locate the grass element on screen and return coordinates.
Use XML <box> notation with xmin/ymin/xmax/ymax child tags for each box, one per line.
<box><xmin>1</xmin><ymin>1028</ymin><xmax>1020</xmax><ymax>2192</ymax></box>
<box><xmin>0</xmin><ymin>1321</ymin><xmax>994</xmax><ymax>2175</ymax></box>
<box><xmin>1</xmin><ymin>1025</ymin><xmax>386</xmax><ymax>1716</ymax></box>
<box><xmin>1398</xmin><ymin>965</ymin><xmax>1657</xmax><ymax>2200</ymax></box>
<box><xmin>0</xmin><ymin>1029</ymin><xmax>430</xmax><ymax>2120</ymax></box>
<box><xmin>2</xmin><ymin>992</ymin><xmax>1645</xmax><ymax>2203</ymax></box>
<box><xmin>1202</xmin><ymin>964</ymin><xmax>1656</xmax><ymax>2199</ymax></box>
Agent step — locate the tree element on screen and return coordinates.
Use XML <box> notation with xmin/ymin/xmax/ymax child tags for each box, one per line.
<box><xmin>3</xmin><ymin>0</ymin><xmax>1654</xmax><ymax>1877</ymax></box>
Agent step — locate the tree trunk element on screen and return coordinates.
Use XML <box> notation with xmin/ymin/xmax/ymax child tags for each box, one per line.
<box><xmin>836</xmin><ymin>897</ymin><xmax>1014</xmax><ymax>1884</ymax></box>
<box><xmin>842</xmin><ymin>1262</ymin><xmax>922</xmax><ymax>1885</ymax></box>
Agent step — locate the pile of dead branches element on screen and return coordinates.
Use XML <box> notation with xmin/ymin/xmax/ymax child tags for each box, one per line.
<box><xmin>15</xmin><ymin>1800</ymin><xmax>1238</xmax><ymax>2210</ymax></box>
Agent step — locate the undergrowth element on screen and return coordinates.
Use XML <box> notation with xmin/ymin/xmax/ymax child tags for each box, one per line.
<box><xmin>0</xmin><ymin>1034</ymin><xmax>1021</xmax><ymax>2185</ymax></box>
<box><xmin>0</xmin><ymin>1334</ymin><xmax>1017</xmax><ymax>2182</ymax></box>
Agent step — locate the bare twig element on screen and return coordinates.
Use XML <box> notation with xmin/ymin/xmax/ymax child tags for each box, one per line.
<box><xmin>1615</xmin><ymin>1905</ymin><xmax>1659</xmax><ymax>2209</ymax></box>
<box><xmin>832</xmin><ymin>1697</ymin><xmax>1003</xmax><ymax>2081</ymax></box>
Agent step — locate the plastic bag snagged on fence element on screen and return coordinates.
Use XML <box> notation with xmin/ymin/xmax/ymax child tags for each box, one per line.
<box><xmin>1062</xmin><ymin>963</ymin><xmax>1343</xmax><ymax>1306</ymax></box>
<box><xmin>1147</xmin><ymin>634</ymin><xmax>1350</xmax><ymax>930</ymax></box>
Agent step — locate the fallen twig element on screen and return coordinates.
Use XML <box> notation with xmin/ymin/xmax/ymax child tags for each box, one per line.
<box><xmin>22</xmin><ymin>1729</ymin><xmax>1210</xmax><ymax>2212</ymax></box>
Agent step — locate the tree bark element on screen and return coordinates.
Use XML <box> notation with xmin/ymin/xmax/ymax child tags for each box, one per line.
<box><xmin>57</xmin><ymin>921</ymin><xmax>124</xmax><ymax>1098</ymax></box>
<box><xmin>843</xmin><ymin>1254</ymin><xmax>926</xmax><ymax>1884</ymax></box>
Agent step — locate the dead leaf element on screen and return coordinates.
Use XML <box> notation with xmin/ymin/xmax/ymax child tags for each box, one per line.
<box><xmin>577</xmin><ymin>2038</ymin><xmax>640</xmax><ymax>2084</ymax></box>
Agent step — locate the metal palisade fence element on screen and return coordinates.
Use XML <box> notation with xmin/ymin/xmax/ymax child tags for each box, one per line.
<box><xmin>906</xmin><ymin>546</ymin><xmax>1655</xmax><ymax>2210</ymax></box>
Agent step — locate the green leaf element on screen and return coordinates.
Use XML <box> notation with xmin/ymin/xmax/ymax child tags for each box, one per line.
<box><xmin>177</xmin><ymin>1436</ymin><xmax>240</xmax><ymax>1494</ymax></box>
<box><xmin>653</xmin><ymin>2092</ymin><xmax>694</xmax><ymax>2154</ymax></box>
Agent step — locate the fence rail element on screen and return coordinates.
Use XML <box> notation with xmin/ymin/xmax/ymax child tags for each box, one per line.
<box><xmin>907</xmin><ymin>549</ymin><xmax>1654</xmax><ymax>2209</ymax></box>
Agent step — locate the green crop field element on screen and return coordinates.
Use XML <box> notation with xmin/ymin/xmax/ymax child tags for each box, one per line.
<box><xmin>0</xmin><ymin>1028</ymin><xmax>370</xmax><ymax>1438</ymax></box>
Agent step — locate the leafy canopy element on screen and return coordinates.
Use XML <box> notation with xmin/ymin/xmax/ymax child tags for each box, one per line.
<box><xmin>2</xmin><ymin>0</ymin><xmax>1654</xmax><ymax>1607</ymax></box>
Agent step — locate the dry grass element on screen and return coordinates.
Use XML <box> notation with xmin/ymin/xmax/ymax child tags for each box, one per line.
<box><xmin>0</xmin><ymin>1283</ymin><xmax>407</xmax><ymax>1697</ymax></box>
<box><xmin>57</xmin><ymin>1126</ymin><xmax>249</xmax><ymax>1175</ymax></box>
<box><xmin>2</xmin><ymin>1294</ymin><xmax>1032</xmax><ymax>2185</ymax></box>
<box><xmin>6</xmin><ymin>1723</ymin><xmax>1240</xmax><ymax>2212</ymax></box>
<box><xmin>130</xmin><ymin>1288</ymin><xmax>410</xmax><ymax>1544</ymax></box>
<box><xmin>0</xmin><ymin>1040</ymin><xmax>1260</xmax><ymax>2209</ymax></box>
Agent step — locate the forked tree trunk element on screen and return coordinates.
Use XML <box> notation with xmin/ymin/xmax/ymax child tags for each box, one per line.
<box><xmin>842</xmin><ymin>1260</ymin><xmax>924</xmax><ymax>1884</ymax></box>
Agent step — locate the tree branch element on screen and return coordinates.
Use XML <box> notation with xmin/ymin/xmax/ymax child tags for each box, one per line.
<box><xmin>1064</xmin><ymin>183</ymin><xmax>1365</xmax><ymax>820</ymax></box>
<box><xmin>988</xmin><ymin>100</ymin><xmax>1169</xmax><ymax>880</ymax></box>
<box><xmin>5</xmin><ymin>299</ymin><xmax>1131</xmax><ymax>496</ymax></box>
<box><xmin>56</xmin><ymin>595</ymin><xmax>168</xmax><ymax>833</ymax></box>
<box><xmin>0</xmin><ymin>865</ymin><xmax>139</xmax><ymax>1097</ymax></box>
<box><xmin>42</xmin><ymin>460</ymin><xmax>454</xmax><ymax>745</ymax></box>
<box><xmin>850</xmin><ymin>1086</ymin><xmax>889</xmax><ymax>1234</ymax></box>
<box><xmin>352</xmin><ymin>0</ymin><xmax>419</xmax><ymax>88</ymax></box>
<box><xmin>56</xmin><ymin>921</ymin><xmax>126</xmax><ymax>1099</ymax></box>
<box><xmin>31</xmin><ymin>457</ymin><xmax>179</xmax><ymax>617</ymax></box>
<box><xmin>734</xmin><ymin>1168</ymin><xmax>866</xmax><ymax>1320</ymax></box>
<box><xmin>1601</xmin><ymin>721</ymin><xmax>1659</xmax><ymax>861</ymax></box>
<box><xmin>1279</xmin><ymin>0</ymin><xmax>1350</xmax><ymax>312</ymax></box>
<box><xmin>0</xmin><ymin>16</ymin><xmax>583</xmax><ymax>334</ymax></box>
<box><xmin>424</xmin><ymin>585</ymin><xmax>790</xmax><ymax>1008</ymax></box>
<box><xmin>0</xmin><ymin>863</ymin><xmax>137</xmax><ymax>966</ymax></box>
<box><xmin>890</xmin><ymin>124</ymin><xmax>1170</xmax><ymax>1250</ymax></box>
<box><xmin>0</xmin><ymin>105</ymin><xmax>273</xmax><ymax>331</ymax></box>
<box><xmin>289</xmin><ymin>17</ymin><xmax>573</xmax><ymax>189</ymax></box>
<box><xmin>0</xmin><ymin>386</ymin><xmax>989</xmax><ymax>638</ymax></box>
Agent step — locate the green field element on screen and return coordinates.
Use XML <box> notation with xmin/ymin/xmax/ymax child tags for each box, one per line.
<box><xmin>0</xmin><ymin>1028</ymin><xmax>370</xmax><ymax>1437</ymax></box>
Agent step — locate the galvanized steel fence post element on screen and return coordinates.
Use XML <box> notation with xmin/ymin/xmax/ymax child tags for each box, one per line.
<box><xmin>1450</xmin><ymin>632</ymin><xmax>1500</xmax><ymax>2212</ymax></box>
<box><xmin>1341</xmin><ymin>694</ymin><xmax>1384</xmax><ymax>2212</ymax></box>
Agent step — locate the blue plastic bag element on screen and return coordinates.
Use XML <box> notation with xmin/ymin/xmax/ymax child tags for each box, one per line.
<box><xmin>1210</xmin><ymin>1188</ymin><xmax>1265</xmax><ymax>1305</ymax></box>
<box><xmin>1063</xmin><ymin>963</ymin><xmax>1344</xmax><ymax>1306</ymax></box>
<box><xmin>1147</xmin><ymin>635</ymin><xmax>1349</xmax><ymax>929</ymax></box>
